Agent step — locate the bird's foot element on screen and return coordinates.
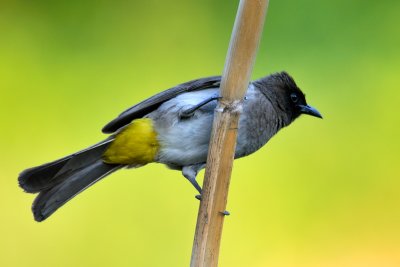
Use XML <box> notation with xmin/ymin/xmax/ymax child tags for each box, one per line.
<box><xmin>195</xmin><ymin>195</ymin><xmax>230</xmax><ymax>215</ymax></box>
<box><xmin>179</xmin><ymin>95</ymin><xmax>220</xmax><ymax>119</ymax></box>
<box><xmin>220</xmin><ymin>210</ymin><xmax>230</xmax><ymax>216</ymax></box>
<box><xmin>179</xmin><ymin>110</ymin><xmax>195</xmax><ymax>119</ymax></box>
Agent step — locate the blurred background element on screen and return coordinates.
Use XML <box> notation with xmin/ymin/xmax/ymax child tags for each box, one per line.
<box><xmin>1</xmin><ymin>0</ymin><xmax>399</xmax><ymax>266</ymax></box>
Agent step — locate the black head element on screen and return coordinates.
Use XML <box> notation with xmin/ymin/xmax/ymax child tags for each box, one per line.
<box><xmin>254</xmin><ymin>71</ymin><xmax>322</xmax><ymax>121</ymax></box>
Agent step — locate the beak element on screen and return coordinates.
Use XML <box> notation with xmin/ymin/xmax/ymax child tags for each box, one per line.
<box><xmin>297</xmin><ymin>105</ymin><xmax>323</xmax><ymax>119</ymax></box>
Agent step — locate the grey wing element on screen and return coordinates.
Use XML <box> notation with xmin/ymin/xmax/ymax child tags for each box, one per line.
<box><xmin>102</xmin><ymin>76</ymin><xmax>221</xmax><ymax>133</ymax></box>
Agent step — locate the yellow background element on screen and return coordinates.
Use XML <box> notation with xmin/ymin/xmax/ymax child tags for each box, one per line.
<box><xmin>1</xmin><ymin>1</ymin><xmax>399</xmax><ymax>266</ymax></box>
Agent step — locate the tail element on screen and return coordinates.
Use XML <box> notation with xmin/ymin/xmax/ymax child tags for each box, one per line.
<box><xmin>19</xmin><ymin>139</ymin><xmax>123</xmax><ymax>222</ymax></box>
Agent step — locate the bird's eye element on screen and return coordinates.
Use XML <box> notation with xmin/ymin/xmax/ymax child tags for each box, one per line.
<box><xmin>290</xmin><ymin>93</ymin><xmax>298</xmax><ymax>103</ymax></box>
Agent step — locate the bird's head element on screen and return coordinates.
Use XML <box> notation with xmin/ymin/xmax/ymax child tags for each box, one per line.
<box><xmin>255</xmin><ymin>71</ymin><xmax>322</xmax><ymax>122</ymax></box>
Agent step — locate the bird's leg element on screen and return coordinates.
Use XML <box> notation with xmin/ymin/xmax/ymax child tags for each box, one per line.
<box><xmin>179</xmin><ymin>95</ymin><xmax>220</xmax><ymax>119</ymax></box>
<box><xmin>182</xmin><ymin>163</ymin><xmax>205</xmax><ymax>199</ymax></box>
<box><xmin>182</xmin><ymin>164</ymin><xmax>231</xmax><ymax>214</ymax></box>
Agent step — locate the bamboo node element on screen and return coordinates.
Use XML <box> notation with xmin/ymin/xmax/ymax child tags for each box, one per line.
<box><xmin>218</xmin><ymin>99</ymin><xmax>243</xmax><ymax>114</ymax></box>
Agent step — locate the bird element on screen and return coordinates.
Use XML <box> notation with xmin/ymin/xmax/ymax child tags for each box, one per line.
<box><xmin>18</xmin><ymin>71</ymin><xmax>322</xmax><ymax>222</ymax></box>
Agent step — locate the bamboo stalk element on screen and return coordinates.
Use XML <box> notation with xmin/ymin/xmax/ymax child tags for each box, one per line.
<box><xmin>190</xmin><ymin>1</ymin><xmax>269</xmax><ymax>266</ymax></box>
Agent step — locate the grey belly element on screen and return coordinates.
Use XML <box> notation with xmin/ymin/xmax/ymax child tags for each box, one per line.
<box><xmin>152</xmin><ymin>113</ymin><xmax>261</xmax><ymax>167</ymax></box>
<box><xmin>148</xmin><ymin>86</ymin><xmax>272</xmax><ymax>167</ymax></box>
<box><xmin>153</xmin><ymin>111</ymin><xmax>214</xmax><ymax>166</ymax></box>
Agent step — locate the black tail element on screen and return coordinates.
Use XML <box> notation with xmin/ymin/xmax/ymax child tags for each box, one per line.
<box><xmin>18</xmin><ymin>140</ymin><xmax>123</xmax><ymax>222</ymax></box>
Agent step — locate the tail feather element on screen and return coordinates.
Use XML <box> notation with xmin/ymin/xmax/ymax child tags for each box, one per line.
<box><xmin>18</xmin><ymin>139</ymin><xmax>124</xmax><ymax>222</ymax></box>
<box><xmin>55</xmin><ymin>140</ymin><xmax>113</xmax><ymax>178</ymax></box>
<box><xmin>32</xmin><ymin>160</ymin><xmax>121</xmax><ymax>222</ymax></box>
<box><xmin>18</xmin><ymin>140</ymin><xmax>113</xmax><ymax>193</ymax></box>
<box><xmin>18</xmin><ymin>156</ymin><xmax>72</xmax><ymax>193</ymax></box>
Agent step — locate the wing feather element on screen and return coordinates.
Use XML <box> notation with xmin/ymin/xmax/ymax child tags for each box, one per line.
<box><xmin>102</xmin><ymin>76</ymin><xmax>221</xmax><ymax>133</ymax></box>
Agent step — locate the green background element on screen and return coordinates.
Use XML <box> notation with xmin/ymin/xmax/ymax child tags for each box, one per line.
<box><xmin>1</xmin><ymin>0</ymin><xmax>399</xmax><ymax>266</ymax></box>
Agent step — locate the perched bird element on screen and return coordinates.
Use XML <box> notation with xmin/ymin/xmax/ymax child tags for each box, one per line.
<box><xmin>19</xmin><ymin>71</ymin><xmax>322</xmax><ymax>222</ymax></box>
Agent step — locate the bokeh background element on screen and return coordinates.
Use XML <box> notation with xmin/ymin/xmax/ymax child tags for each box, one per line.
<box><xmin>1</xmin><ymin>0</ymin><xmax>399</xmax><ymax>266</ymax></box>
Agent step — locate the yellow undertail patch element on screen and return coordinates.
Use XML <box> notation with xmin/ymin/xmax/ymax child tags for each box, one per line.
<box><xmin>102</xmin><ymin>118</ymin><xmax>159</xmax><ymax>165</ymax></box>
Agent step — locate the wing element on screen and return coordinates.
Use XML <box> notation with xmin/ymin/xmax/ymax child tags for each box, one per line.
<box><xmin>102</xmin><ymin>76</ymin><xmax>221</xmax><ymax>133</ymax></box>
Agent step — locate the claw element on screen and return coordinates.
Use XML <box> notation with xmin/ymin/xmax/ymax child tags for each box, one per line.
<box><xmin>220</xmin><ymin>210</ymin><xmax>230</xmax><ymax>216</ymax></box>
<box><xmin>195</xmin><ymin>194</ymin><xmax>202</xmax><ymax>200</ymax></box>
<box><xmin>179</xmin><ymin>110</ymin><xmax>195</xmax><ymax>119</ymax></box>
<box><xmin>179</xmin><ymin>95</ymin><xmax>220</xmax><ymax>119</ymax></box>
